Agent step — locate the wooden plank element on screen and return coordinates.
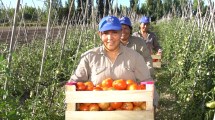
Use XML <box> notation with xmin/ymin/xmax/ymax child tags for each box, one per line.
<box><xmin>65</xmin><ymin>110</ymin><xmax>154</xmax><ymax>120</ymax></box>
<box><xmin>151</xmin><ymin>55</ymin><xmax>161</xmax><ymax>68</ymax></box>
<box><xmin>152</xmin><ymin>62</ymin><xmax>161</xmax><ymax>68</ymax></box>
<box><xmin>151</xmin><ymin>55</ymin><xmax>161</xmax><ymax>59</ymax></box>
<box><xmin>65</xmin><ymin>85</ymin><xmax>76</xmax><ymax>111</ymax></box>
<box><xmin>65</xmin><ymin>90</ymin><xmax>153</xmax><ymax>103</ymax></box>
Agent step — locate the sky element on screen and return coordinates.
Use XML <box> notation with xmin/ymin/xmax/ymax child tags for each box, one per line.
<box><xmin>2</xmin><ymin>0</ymin><xmax>214</xmax><ymax>9</ymax></box>
<box><xmin>1</xmin><ymin>0</ymin><xmax>145</xmax><ymax>8</ymax></box>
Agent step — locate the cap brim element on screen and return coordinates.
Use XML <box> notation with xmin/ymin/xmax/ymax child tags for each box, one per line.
<box><xmin>99</xmin><ymin>26</ymin><xmax>121</xmax><ymax>32</ymax></box>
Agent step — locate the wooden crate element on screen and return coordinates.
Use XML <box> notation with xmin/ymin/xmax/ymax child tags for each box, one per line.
<box><xmin>151</xmin><ymin>55</ymin><xmax>161</xmax><ymax>68</ymax></box>
<box><xmin>65</xmin><ymin>82</ymin><xmax>154</xmax><ymax>120</ymax></box>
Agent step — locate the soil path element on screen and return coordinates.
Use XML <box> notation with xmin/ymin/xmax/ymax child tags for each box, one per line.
<box><xmin>0</xmin><ymin>27</ymin><xmax>64</xmax><ymax>44</ymax></box>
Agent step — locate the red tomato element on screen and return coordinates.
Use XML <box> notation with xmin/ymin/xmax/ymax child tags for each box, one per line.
<box><xmin>102</xmin><ymin>78</ymin><xmax>113</xmax><ymax>88</ymax></box>
<box><xmin>153</xmin><ymin>59</ymin><xmax>158</xmax><ymax>62</ymax></box>
<box><xmin>110</xmin><ymin>102</ymin><xmax>123</xmax><ymax>109</ymax></box>
<box><xmin>98</xmin><ymin>102</ymin><xmax>110</xmax><ymax>110</ymax></box>
<box><xmin>76</xmin><ymin>82</ymin><xmax>86</xmax><ymax>91</ymax></box>
<box><xmin>140</xmin><ymin>102</ymin><xmax>146</xmax><ymax>110</ymax></box>
<box><xmin>96</xmin><ymin>84</ymin><xmax>102</xmax><ymax>88</ymax></box>
<box><xmin>133</xmin><ymin>106</ymin><xmax>142</xmax><ymax>111</ymax></box>
<box><xmin>106</xmin><ymin>106</ymin><xmax>114</xmax><ymax>111</ymax></box>
<box><xmin>121</xmin><ymin>102</ymin><xmax>134</xmax><ymax>110</ymax></box>
<box><xmin>84</xmin><ymin>81</ymin><xmax>94</xmax><ymax>91</ymax></box>
<box><xmin>137</xmin><ymin>84</ymin><xmax>146</xmax><ymax>90</ymax></box>
<box><xmin>112</xmin><ymin>79</ymin><xmax>127</xmax><ymax>90</ymax></box>
<box><xmin>133</xmin><ymin>101</ymin><xmax>142</xmax><ymax>107</ymax></box>
<box><xmin>93</xmin><ymin>87</ymin><xmax>103</xmax><ymax>91</ymax></box>
<box><xmin>78</xmin><ymin>104</ymin><xmax>89</xmax><ymax>111</ymax></box>
<box><xmin>89</xmin><ymin>103</ymin><xmax>100</xmax><ymax>111</ymax></box>
<box><xmin>126</xmin><ymin>79</ymin><xmax>136</xmax><ymax>86</ymax></box>
<box><xmin>126</xmin><ymin>83</ymin><xmax>138</xmax><ymax>90</ymax></box>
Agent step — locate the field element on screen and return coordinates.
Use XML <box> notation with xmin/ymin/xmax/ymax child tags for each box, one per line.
<box><xmin>0</xmin><ymin>1</ymin><xmax>215</xmax><ymax>120</ymax></box>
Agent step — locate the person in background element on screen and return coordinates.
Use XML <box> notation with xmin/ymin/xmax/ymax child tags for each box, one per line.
<box><xmin>119</xmin><ymin>16</ymin><xmax>154</xmax><ymax>77</ymax></box>
<box><xmin>68</xmin><ymin>15</ymin><xmax>152</xmax><ymax>86</ymax></box>
<box><xmin>133</xmin><ymin>16</ymin><xmax>162</xmax><ymax>55</ymax></box>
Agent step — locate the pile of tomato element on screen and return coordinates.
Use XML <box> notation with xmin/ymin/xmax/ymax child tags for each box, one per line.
<box><xmin>75</xmin><ymin>78</ymin><xmax>147</xmax><ymax>111</ymax></box>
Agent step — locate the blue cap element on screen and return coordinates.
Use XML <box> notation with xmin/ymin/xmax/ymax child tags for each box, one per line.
<box><xmin>139</xmin><ymin>16</ymin><xmax>150</xmax><ymax>23</ymax></box>
<box><xmin>99</xmin><ymin>16</ymin><xmax>122</xmax><ymax>32</ymax></box>
<box><xmin>119</xmin><ymin>16</ymin><xmax>132</xmax><ymax>27</ymax></box>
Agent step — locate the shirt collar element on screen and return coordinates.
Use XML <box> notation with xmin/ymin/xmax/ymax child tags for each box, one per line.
<box><xmin>99</xmin><ymin>44</ymin><xmax>123</xmax><ymax>55</ymax></box>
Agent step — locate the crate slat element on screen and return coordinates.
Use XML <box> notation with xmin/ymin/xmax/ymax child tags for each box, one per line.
<box><xmin>151</xmin><ymin>55</ymin><xmax>161</xmax><ymax>68</ymax></box>
<box><xmin>65</xmin><ymin>111</ymin><xmax>154</xmax><ymax>120</ymax></box>
<box><xmin>65</xmin><ymin>90</ymin><xmax>153</xmax><ymax>103</ymax></box>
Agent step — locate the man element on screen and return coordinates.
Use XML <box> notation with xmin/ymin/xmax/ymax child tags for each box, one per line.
<box><xmin>133</xmin><ymin>16</ymin><xmax>162</xmax><ymax>55</ymax></box>
<box><xmin>119</xmin><ymin>16</ymin><xmax>154</xmax><ymax>77</ymax></box>
<box><xmin>119</xmin><ymin>16</ymin><xmax>159</xmax><ymax>109</ymax></box>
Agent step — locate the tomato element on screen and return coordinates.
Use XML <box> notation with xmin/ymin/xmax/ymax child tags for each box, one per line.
<box><xmin>96</xmin><ymin>84</ymin><xmax>102</xmax><ymax>88</ymax></box>
<box><xmin>112</xmin><ymin>79</ymin><xmax>127</xmax><ymax>90</ymax></box>
<box><xmin>84</xmin><ymin>81</ymin><xmax>94</xmax><ymax>91</ymax></box>
<box><xmin>76</xmin><ymin>82</ymin><xmax>86</xmax><ymax>91</ymax></box>
<box><xmin>126</xmin><ymin>79</ymin><xmax>136</xmax><ymax>86</ymax></box>
<box><xmin>140</xmin><ymin>102</ymin><xmax>146</xmax><ymax>110</ymax></box>
<box><xmin>107</xmin><ymin>87</ymin><xmax>116</xmax><ymax>91</ymax></box>
<box><xmin>137</xmin><ymin>84</ymin><xmax>146</xmax><ymax>90</ymax></box>
<box><xmin>93</xmin><ymin>86</ymin><xmax>103</xmax><ymax>91</ymax></box>
<box><xmin>133</xmin><ymin>106</ymin><xmax>142</xmax><ymax>111</ymax></box>
<box><xmin>98</xmin><ymin>102</ymin><xmax>110</xmax><ymax>110</ymax></box>
<box><xmin>102</xmin><ymin>78</ymin><xmax>113</xmax><ymax>88</ymax></box>
<box><xmin>78</xmin><ymin>104</ymin><xmax>89</xmax><ymax>111</ymax></box>
<box><xmin>106</xmin><ymin>106</ymin><xmax>114</xmax><ymax>111</ymax></box>
<box><xmin>133</xmin><ymin>102</ymin><xmax>142</xmax><ymax>107</ymax></box>
<box><xmin>126</xmin><ymin>83</ymin><xmax>138</xmax><ymax>90</ymax></box>
<box><xmin>121</xmin><ymin>102</ymin><xmax>134</xmax><ymax>110</ymax></box>
<box><xmin>82</xmin><ymin>103</ymin><xmax>91</xmax><ymax>106</ymax></box>
<box><xmin>89</xmin><ymin>103</ymin><xmax>100</xmax><ymax>111</ymax></box>
<box><xmin>110</xmin><ymin>102</ymin><xmax>123</xmax><ymax>109</ymax></box>
<box><xmin>153</xmin><ymin>59</ymin><xmax>158</xmax><ymax>62</ymax></box>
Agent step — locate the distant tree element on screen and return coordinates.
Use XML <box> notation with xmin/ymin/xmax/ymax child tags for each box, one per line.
<box><xmin>193</xmin><ymin>0</ymin><xmax>205</xmax><ymax>16</ymax></box>
<box><xmin>22</xmin><ymin>5</ymin><xmax>38</xmax><ymax>21</ymax></box>
<box><xmin>154</xmin><ymin>0</ymin><xmax>163</xmax><ymax>20</ymax></box>
<box><xmin>163</xmin><ymin>0</ymin><xmax>172</xmax><ymax>15</ymax></box>
<box><xmin>96</xmin><ymin>0</ymin><xmax>104</xmax><ymax>22</ymax></box>
<box><xmin>139</xmin><ymin>3</ymin><xmax>147</xmax><ymax>15</ymax></box>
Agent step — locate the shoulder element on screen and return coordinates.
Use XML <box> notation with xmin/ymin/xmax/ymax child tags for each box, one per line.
<box><xmin>129</xmin><ymin>36</ymin><xmax>146</xmax><ymax>45</ymax></box>
<box><xmin>148</xmin><ymin>32</ymin><xmax>157</xmax><ymax>37</ymax></box>
<box><xmin>132</xmin><ymin>31</ymin><xmax>141</xmax><ymax>37</ymax></box>
<box><xmin>121</xmin><ymin>45</ymin><xmax>141</xmax><ymax>57</ymax></box>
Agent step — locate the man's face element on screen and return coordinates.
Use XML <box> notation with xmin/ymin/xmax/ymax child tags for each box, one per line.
<box><xmin>140</xmin><ymin>23</ymin><xmax>150</xmax><ymax>32</ymax></box>
<box><xmin>99</xmin><ymin>30</ymin><xmax>122</xmax><ymax>52</ymax></box>
<box><xmin>121</xmin><ymin>24</ymin><xmax>131</xmax><ymax>42</ymax></box>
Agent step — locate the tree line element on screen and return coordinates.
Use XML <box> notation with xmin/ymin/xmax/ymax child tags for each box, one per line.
<box><xmin>0</xmin><ymin>0</ymin><xmax>208</xmax><ymax>25</ymax></box>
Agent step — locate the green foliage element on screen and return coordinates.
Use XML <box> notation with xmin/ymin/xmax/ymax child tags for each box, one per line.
<box><xmin>0</xmin><ymin>28</ymin><xmax>99</xmax><ymax>119</ymax></box>
<box><xmin>155</xmin><ymin>18</ymin><xmax>215</xmax><ymax>119</ymax></box>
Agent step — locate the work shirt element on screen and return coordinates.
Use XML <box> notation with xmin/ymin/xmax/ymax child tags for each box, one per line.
<box><xmin>70</xmin><ymin>44</ymin><xmax>152</xmax><ymax>85</ymax></box>
<box><xmin>132</xmin><ymin>31</ymin><xmax>162</xmax><ymax>54</ymax></box>
<box><xmin>124</xmin><ymin>36</ymin><xmax>154</xmax><ymax>76</ymax></box>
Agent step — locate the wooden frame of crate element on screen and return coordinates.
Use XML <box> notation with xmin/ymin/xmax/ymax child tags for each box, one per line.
<box><xmin>65</xmin><ymin>83</ymin><xmax>154</xmax><ymax>120</ymax></box>
<box><xmin>151</xmin><ymin>55</ymin><xmax>161</xmax><ymax>68</ymax></box>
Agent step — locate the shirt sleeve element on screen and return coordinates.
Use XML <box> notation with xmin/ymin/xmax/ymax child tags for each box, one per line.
<box><xmin>152</xmin><ymin>33</ymin><xmax>162</xmax><ymax>52</ymax></box>
<box><xmin>138</xmin><ymin>40</ymin><xmax>154</xmax><ymax>76</ymax></box>
<box><xmin>134</xmin><ymin>53</ymin><xmax>153</xmax><ymax>82</ymax></box>
<box><xmin>69</xmin><ymin>54</ymin><xmax>90</xmax><ymax>82</ymax></box>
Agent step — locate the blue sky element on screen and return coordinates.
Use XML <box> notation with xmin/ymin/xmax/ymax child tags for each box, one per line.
<box><xmin>2</xmin><ymin>0</ymin><xmax>214</xmax><ymax>8</ymax></box>
<box><xmin>2</xmin><ymin>0</ymin><xmax>145</xmax><ymax>8</ymax></box>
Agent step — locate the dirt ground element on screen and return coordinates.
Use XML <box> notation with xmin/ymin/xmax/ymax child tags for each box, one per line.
<box><xmin>0</xmin><ymin>27</ymin><xmax>64</xmax><ymax>44</ymax></box>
